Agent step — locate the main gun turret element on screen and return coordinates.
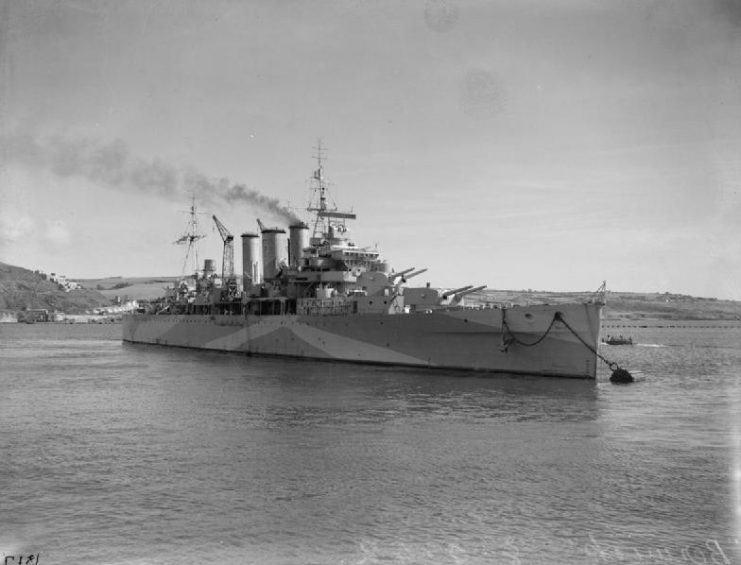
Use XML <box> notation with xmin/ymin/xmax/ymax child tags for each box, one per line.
<box><xmin>448</xmin><ymin>285</ymin><xmax>487</xmax><ymax>304</ymax></box>
<box><xmin>441</xmin><ymin>285</ymin><xmax>474</xmax><ymax>299</ymax></box>
<box><xmin>389</xmin><ymin>267</ymin><xmax>416</xmax><ymax>282</ymax></box>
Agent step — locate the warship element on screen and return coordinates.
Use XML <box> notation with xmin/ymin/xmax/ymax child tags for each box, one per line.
<box><xmin>123</xmin><ymin>149</ymin><xmax>606</xmax><ymax>379</ymax></box>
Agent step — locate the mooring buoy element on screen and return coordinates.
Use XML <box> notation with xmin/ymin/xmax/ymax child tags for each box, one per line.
<box><xmin>609</xmin><ymin>365</ymin><xmax>634</xmax><ymax>384</ymax></box>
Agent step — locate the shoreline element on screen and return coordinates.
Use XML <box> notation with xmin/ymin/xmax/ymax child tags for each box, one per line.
<box><xmin>3</xmin><ymin>317</ymin><xmax>740</xmax><ymax>329</ymax></box>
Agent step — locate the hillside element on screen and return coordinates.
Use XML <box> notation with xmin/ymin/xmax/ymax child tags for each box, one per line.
<box><xmin>599</xmin><ymin>291</ymin><xmax>741</xmax><ymax>321</ymax></box>
<box><xmin>78</xmin><ymin>276</ymin><xmax>179</xmax><ymax>301</ymax></box>
<box><xmin>4</xmin><ymin>262</ymin><xmax>738</xmax><ymax>321</ymax></box>
<box><xmin>81</xmin><ymin>274</ymin><xmax>741</xmax><ymax>321</ymax></box>
<box><xmin>473</xmin><ymin>289</ymin><xmax>741</xmax><ymax>321</ymax></box>
<box><xmin>0</xmin><ymin>262</ymin><xmax>111</xmax><ymax>313</ymax></box>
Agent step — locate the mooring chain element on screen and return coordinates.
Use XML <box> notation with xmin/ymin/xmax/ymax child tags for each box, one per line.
<box><xmin>553</xmin><ymin>312</ymin><xmax>611</xmax><ymax>366</ymax></box>
<box><xmin>501</xmin><ymin>309</ymin><xmax>634</xmax><ymax>383</ymax></box>
<box><xmin>501</xmin><ymin>309</ymin><xmax>560</xmax><ymax>348</ymax></box>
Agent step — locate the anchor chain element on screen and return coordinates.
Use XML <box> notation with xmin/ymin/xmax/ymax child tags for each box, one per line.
<box><xmin>501</xmin><ymin>309</ymin><xmax>634</xmax><ymax>383</ymax></box>
<box><xmin>553</xmin><ymin>312</ymin><xmax>634</xmax><ymax>383</ymax></box>
<box><xmin>501</xmin><ymin>309</ymin><xmax>560</xmax><ymax>348</ymax></box>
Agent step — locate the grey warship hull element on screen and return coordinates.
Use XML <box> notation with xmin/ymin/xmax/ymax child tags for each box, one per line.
<box><xmin>126</xmin><ymin>147</ymin><xmax>606</xmax><ymax>378</ymax></box>
<box><xmin>123</xmin><ymin>301</ymin><xmax>602</xmax><ymax>378</ymax></box>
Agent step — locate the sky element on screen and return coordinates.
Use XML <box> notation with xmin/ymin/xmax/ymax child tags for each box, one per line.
<box><xmin>1</xmin><ymin>0</ymin><xmax>740</xmax><ymax>299</ymax></box>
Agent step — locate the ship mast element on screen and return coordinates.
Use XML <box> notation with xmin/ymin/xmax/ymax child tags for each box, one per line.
<box><xmin>174</xmin><ymin>195</ymin><xmax>206</xmax><ymax>278</ymax></box>
<box><xmin>306</xmin><ymin>139</ymin><xmax>356</xmax><ymax>245</ymax></box>
<box><xmin>307</xmin><ymin>139</ymin><xmax>329</xmax><ymax>242</ymax></box>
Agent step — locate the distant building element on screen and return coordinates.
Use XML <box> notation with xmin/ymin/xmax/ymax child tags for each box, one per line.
<box><xmin>21</xmin><ymin>309</ymin><xmax>51</xmax><ymax>323</ymax></box>
<box><xmin>0</xmin><ymin>311</ymin><xmax>18</xmax><ymax>323</ymax></box>
<box><xmin>44</xmin><ymin>270</ymin><xmax>82</xmax><ymax>292</ymax></box>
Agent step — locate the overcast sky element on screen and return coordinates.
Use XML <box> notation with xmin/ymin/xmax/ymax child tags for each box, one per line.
<box><xmin>1</xmin><ymin>0</ymin><xmax>740</xmax><ymax>299</ymax></box>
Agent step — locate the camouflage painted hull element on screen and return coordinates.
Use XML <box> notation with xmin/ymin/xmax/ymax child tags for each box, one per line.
<box><xmin>122</xmin><ymin>302</ymin><xmax>603</xmax><ymax>378</ymax></box>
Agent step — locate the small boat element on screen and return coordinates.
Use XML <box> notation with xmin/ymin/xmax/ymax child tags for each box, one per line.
<box><xmin>602</xmin><ymin>335</ymin><xmax>633</xmax><ymax>346</ymax></box>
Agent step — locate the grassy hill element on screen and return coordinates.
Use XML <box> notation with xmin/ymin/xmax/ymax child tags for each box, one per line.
<box><xmin>84</xmin><ymin>274</ymin><xmax>741</xmax><ymax>321</ymax></box>
<box><xmin>78</xmin><ymin>276</ymin><xmax>179</xmax><ymax>301</ymax></box>
<box><xmin>0</xmin><ymin>262</ymin><xmax>111</xmax><ymax>314</ymax></box>
<box><xmin>598</xmin><ymin>291</ymin><xmax>741</xmax><ymax>321</ymax></box>
<box><xmin>471</xmin><ymin>289</ymin><xmax>741</xmax><ymax>321</ymax></box>
<box><xmin>3</xmin><ymin>261</ymin><xmax>739</xmax><ymax>321</ymax></box>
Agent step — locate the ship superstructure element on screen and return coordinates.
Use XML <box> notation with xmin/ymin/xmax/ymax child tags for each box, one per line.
<box><xmin>123</xmin><ymin>148</ymin><xmax>605</xmax><ymax>378</ymax></box>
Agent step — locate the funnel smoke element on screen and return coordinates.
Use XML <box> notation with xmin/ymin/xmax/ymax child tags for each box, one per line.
<box><xmin>1</xmin><ymin>132</ymin><xmax>300</xmax><ymax>224</ymax></box>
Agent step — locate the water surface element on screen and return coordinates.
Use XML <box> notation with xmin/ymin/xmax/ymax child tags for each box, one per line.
<box><xmin>1</xmin><ymin>323</ymin><xmax>739</xmax><ymax>564</ymax></box>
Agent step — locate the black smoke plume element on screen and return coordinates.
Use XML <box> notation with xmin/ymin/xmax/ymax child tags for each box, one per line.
<box><xmin>1</xmin><ymin>132</ymin><xmax>300</xmax><ymax>224</ymax></box>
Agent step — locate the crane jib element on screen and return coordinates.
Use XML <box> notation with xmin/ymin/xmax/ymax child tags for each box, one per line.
<box><xmin>315</xmin><ymin>210</ymin><xmax>357</xmax><ymax>219</ymax></box>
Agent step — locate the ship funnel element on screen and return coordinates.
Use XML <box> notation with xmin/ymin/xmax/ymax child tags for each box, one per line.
<box><xmin>260</xmin><ymin>223</ymin><xmax>288</xmax><ymax>280</ymax></box>
<box><xmin>241</xmin><ymin>232</ymin><xmax>261</xmax><ymax>290</ymax></box>
<box><xmin>289</xmin><ymin>222</ymin><xmax>309</xmax><ymax>269</ymax></box>
<box><xmin>203</xmin><ymin>259</ymin><xmax>216</xmax><ymax>278</ymax></box>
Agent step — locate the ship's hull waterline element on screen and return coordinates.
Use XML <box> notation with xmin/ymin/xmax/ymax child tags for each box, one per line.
<box><xmin>123</xmin><ymin>302</ymin><xmax>603</xmax><ymax>379</ymax></box>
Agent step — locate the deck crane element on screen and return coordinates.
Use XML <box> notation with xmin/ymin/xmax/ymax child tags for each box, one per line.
<box><xmin>212</xmin><ymin>215</ymin><xmax>236</xmax><ymax>292</ymax></box>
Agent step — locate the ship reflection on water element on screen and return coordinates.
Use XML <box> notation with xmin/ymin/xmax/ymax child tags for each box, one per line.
<box><xmin>184</xmin><ymin>352</ymin><xmax>602</xmax><ymax>428</ymax></box>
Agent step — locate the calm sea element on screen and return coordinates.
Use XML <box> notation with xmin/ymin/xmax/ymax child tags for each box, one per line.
<box><xmin>1</xmin><ymin>322</ymin><xmax>739</xmax><ymax>565</ymax></box>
